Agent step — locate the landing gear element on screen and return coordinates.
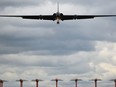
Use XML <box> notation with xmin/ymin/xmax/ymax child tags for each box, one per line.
<box><xmin>57</xmin><ymin>19</ymin><xmax>60</xmax><ymax>24</ymax></box>
<box><xmin>57</xmin><ymin>21</ymin><xmax>60</xmax><ymax>24</ymax></box>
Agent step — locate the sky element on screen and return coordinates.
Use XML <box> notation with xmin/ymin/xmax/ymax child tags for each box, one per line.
<box><xmin>0</xmin><ymin>0</ymin><xmax>116</xmax><ymax>87</ymax></box>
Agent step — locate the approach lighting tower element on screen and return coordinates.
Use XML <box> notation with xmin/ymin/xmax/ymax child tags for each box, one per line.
<box><xmin>110</xmin><ymin>79</ymin><xmax>116</xmax><ymax>87</ymax></box>
<box><xmin>32</xmin><ymin>79</ymin><xmax>43</xmax><ymax>87</ymax></box>
<box><xmin>0</xmin><ymin>80</ymin><xmax>7</xmax><ymax>87</ymax></box>
<box><xmin>90</xmin><ymin>78</ymin><xmax>102</xmax><ymax>87</ymax></box>
<box><xmin>51</xmin><ymin>78</ymin><xmax>63</xmax><ymax>87</ymax></box>
<box><xmin>71</xmin><ymin>79</ymin><xmax>82</xmax><ymax>87</ymax></box>
<box><xmin>16</xmin><ymin>79</ymin><xmax>27</xmax><ymax>87</ymax></box>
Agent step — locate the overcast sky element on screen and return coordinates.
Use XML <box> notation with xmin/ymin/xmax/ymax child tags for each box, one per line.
<box><xmin>0</xmin><ymin>0</ymin><xmax>116</xmax><ymax>87</ymax></box>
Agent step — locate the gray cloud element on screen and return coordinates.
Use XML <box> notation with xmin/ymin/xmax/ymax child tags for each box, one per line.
<box><xmin>0</xmin><ymin>1</ymin><xmax>116</xmax><ymax>87</ymax></box>
<box><xmin>0</xmin><ymin>0</ymin><xmax>45</xmax><ymax>8</ymax></box>
<box><xmin>0</xmin><ymin>17</ymin><xmax>116</xmax><ymax>55</ymax></box>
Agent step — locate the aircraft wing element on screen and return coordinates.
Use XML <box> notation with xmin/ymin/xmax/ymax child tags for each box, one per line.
<box><xmin>0</xmin><ymin>15</ymin><xmax>54</xmax><ymax>20</ymax></box>
<box><xmin>62</xmin><ymin>15</ymin><xmax>116</xmax><ymax>20</ymax></box>
<box><xmin>0</xmin><ymin>14</ymin><xmax>116</xmax><ymax>20</ymax></box>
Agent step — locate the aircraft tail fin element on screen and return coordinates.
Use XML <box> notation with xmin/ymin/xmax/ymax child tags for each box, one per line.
<box><xmin>57</xmin><ymin>2</ymin><xmax>59</xmax><ymax>13</ymax></box>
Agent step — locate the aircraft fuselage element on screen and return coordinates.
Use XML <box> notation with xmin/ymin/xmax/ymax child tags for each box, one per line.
<box><xmin>53</xmin><ymin>12</ymin><xmax>63</xmax><ymax>24</ymax></box>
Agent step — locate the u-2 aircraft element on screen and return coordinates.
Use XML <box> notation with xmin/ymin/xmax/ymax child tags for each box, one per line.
<box><xmin>0</xmin><ymin>3</ymin><xmax>116</xmax><ymax>24</ymax></box>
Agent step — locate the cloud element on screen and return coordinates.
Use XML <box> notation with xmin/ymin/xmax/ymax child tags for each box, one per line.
<box><xmin>0</xmin><ymin>0</ymin><xmax>116</xmax><ymax>87</ymax></box>
<box><xmin>0</xmin><ymin>0</ymin><xmax>46</xmax><ymax>8</ymax></box>
<box><xmin>0</xmin><ymin>41</ymin><xmax>116</xmax><ymax>74</ymax></box>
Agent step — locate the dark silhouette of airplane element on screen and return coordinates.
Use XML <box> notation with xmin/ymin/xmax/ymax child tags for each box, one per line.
<box><xmin>0</xmin><ymin>3</ymin><xmax>116</xmax><ymax>24</ymax></box>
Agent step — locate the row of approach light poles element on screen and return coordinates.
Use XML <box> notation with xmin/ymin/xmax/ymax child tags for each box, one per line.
<box><xmin>0</xmin><ymin>79</ymin><xmax>116</xmax><ymax>87</ymax></box>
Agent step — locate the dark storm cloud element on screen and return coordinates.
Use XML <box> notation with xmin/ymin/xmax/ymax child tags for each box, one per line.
<box><xmin>0</xmin><ymin>17</ymin><xmax>97</xmax><ymax>55</ymax></box>
<box><xmin>0</xmin><ymin>32</ymin><xmax>95</xmax><ymax>55</ymax></box>
<box><xmin>0</xmin><ymin>16</ymin><xmax>116</xmax><ymax>55</ymax></box>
